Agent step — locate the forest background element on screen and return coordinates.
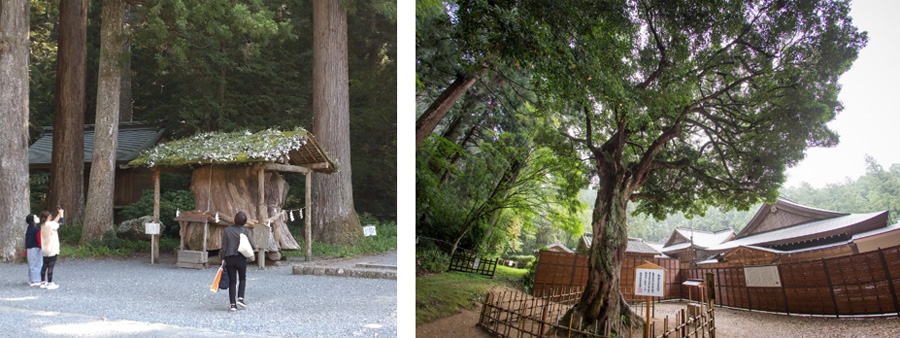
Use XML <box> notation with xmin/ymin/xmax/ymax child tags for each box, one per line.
<box><xmin>22</xmin><ymin>0</ymin><xmax>396</xmax><ymax>225</ymax></box>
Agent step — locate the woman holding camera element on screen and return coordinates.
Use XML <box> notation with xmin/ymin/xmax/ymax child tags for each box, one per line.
<box><xmin>39</xmin><ymin>207</ymin><xmax>64</xmax><ymax>290</ymax></box>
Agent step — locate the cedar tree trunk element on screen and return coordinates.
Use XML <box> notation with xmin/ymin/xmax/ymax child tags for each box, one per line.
<box><xmin>311</xmin><ymin>0</ymin><xmax>362</xmax><ymax>246</ymax></box>
<box><xmin>82</xmin><ymin>0</ymin><xmax>124</xmax><ymax>243</ymax></box>
<box><xmin>415</xmin><ymin>67</ymin><xmax>486</xmax><ymax>149</ymax></box>
<box><xmin>0</xmin><ymin>0</ymin><xmax>31</xmax><ymax>262</ymax></box>
<box><xmin>48</xmin><ymin>0</ymin><xmax>87</xmax><ymax>222</ymax></box>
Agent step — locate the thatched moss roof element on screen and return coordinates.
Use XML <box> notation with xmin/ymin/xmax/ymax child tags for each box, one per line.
<box><xmin>127</xmin><ymin>128</ymin><xmax>337</xmax><ymax>173</ymax></box>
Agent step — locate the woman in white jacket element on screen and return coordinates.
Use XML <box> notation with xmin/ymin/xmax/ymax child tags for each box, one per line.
<box><xmin>39</xmin><ymin>208</ymin><xmax>64</xmax><ymax>290</ymax></box>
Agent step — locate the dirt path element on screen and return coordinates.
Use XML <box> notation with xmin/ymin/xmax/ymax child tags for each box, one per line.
<box><xmin>416</xmin><ymin>308</ymin><xmax>495</xmax><ymax>338</ymax></box>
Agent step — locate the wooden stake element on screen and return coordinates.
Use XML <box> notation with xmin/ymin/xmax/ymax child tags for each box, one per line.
<box><xmin>256</xmin><ymin>165</ymin><xmax>267</xmax><ymax>269</ymax></box>
<box><xmin>305</xmin><ymin>172</ymin><xmax>312</xmax><ymax>261</ymax></box>
<box><xmin>152</xmin><ymin>169</ymin><xmax>160</xmax><ymax>264</ymax></box>
<box><xmin>645</xmin><ymin>296</ymin><xmax>651</xmax><ymax>338</ymax></box>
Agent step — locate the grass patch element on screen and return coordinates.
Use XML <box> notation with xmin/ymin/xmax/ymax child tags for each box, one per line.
<box><xmin>416</xmin><ymin>265</ymin><xmax>529</xmax><ymax>325</ymax></box>
<box><xmin>283</xmin><ymin>220</ymin><xmax>397</xmax><ymax>259</ymax></box>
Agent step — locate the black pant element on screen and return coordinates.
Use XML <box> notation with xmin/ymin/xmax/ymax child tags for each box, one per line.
<box><xmin>225</xmin><ymin>255</ymin><xmax>247</xmax><ymax>305</ymax></box>
<box><xmin>41</xmin><ymin>255</ymin><xmax>57</xmax><ymax>283</ymax></box>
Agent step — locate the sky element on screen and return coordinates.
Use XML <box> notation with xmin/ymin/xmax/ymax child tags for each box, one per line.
<box><xmin>783</xmin><ymin>0</ymin><xmax>900</xmax><ymax>188</ymax></box>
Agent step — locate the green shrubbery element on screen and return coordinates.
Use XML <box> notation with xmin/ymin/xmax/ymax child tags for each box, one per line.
<box><xmin>119</xmin><ymin>189</ymin><xmax>195</xmax><ymax>238</ymax></box>
<box><xmin>416</xmin><ymin>248</ymin><xmax>451</xmax><ymax>273</ymax></box>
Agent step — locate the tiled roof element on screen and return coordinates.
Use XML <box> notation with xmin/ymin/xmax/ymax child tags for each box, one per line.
<box><xmin>29</xmin><ymin>122</ymin><xmax>164</xmax><ymax>167</ymax></box>
<box><xmin>627</xmin><ymin>238</ymin><xmax>660</xmax><ymax>255</ymax></box>
<box><xmin>708</xmin><ymin>211</ymin><xmax>888</xmax><ymax>251</ymax></box>
<box><xmin>664</xmin><ymin>228</ymin><xmax>734</xmax><ymax>251</ymax></box>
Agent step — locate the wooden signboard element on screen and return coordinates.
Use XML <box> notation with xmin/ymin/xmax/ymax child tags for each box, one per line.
<box><xmin>635</xmin><ymin>261</ymin><xmax>665</xmax><ymax>338</ymax></box>
<box><xmin>744</xmin><ymin>265</ymin><xmax>781</xmax><ymax>287</ymax></box>
<box><xmin>635</xmin><ymin>261</ymin><xmax>665</xmax><ymax>297</ymax></box>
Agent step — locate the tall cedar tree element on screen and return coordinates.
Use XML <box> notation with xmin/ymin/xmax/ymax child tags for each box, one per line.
<box><xmin>0</xmin><ymin>0</ymin><xmax>31</xmax><ymax>261</ymax></box>
<box><xmin>453</xmin><ymin>0</ymin><xmax>866</xmax><ymax>331</ymax></box>
<box><xmin>48</xmin><ymin>0</ymin><xmax>87</xmax><ymax>221</ymax></box>
<box><xmin>311</xmin><ymin>0</ymin><xmax>362</xmax><ymax>245</ymax></box>
<box><xmin>82</xmin><ymin>0</ymin><xmax>125</xmax><ymax>243</ymax></box>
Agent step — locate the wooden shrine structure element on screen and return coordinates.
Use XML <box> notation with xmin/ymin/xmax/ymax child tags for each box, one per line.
<box><xmin>128</xmin><ymin>128</ymin><xmax>336</xmax><ymax>268</ymax></box>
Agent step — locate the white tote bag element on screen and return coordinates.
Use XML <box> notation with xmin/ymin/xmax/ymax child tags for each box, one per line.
<box><xmin>238</xmin><ymin>233</ymin><xmax>255</xmax><ymax>260</ymax></box>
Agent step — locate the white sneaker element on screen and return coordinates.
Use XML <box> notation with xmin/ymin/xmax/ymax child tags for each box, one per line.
<box><xmin>46</xmin><ymin>283</ymin><xmax>59</xmax><ymax>290</ymax></box>
<box><xmin>39</xmin><ymin>282</ymin><xmax>47</xmax><ymax>289</ymax></box>
<box><xmin>29</xmin><ymin>282</ymin><xmax>41</xmax><ymax>287</ymax></box>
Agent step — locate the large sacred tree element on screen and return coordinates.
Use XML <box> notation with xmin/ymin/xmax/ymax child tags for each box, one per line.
<box><xmin>451</xmin><ymin>0</ymin><xmax>866</xmax><ymax>332</ymax></box>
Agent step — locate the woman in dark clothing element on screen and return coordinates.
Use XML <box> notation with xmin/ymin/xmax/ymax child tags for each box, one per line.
<box><xmin>219</xmin><ymin>211</ymin><xmax>255</xmax><ymax>311</ymax></box>
<box><xmin>24</xmin><ymin>214</ymin><xmax>42</xmax><ymax>286</ymax></box>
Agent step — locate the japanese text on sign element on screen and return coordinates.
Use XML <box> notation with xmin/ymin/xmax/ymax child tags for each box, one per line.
<box><xmin>634</xmin><ymin>268</ymin><xmax>665</xmax><ymax>297</ymax></box>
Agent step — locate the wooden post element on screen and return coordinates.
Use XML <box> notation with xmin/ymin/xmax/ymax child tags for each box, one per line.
<box><xmin>305</xmin><ymin>172</ymin><xmax>312</xmax><ymax>261</ymax></box>
<box><xmin>645</xmin><ymin>296</ymin><xmax>651</xmax><ymax>338</ymax></box>
<box><xmin>152</xmin><ymin>169</ymin><xmax>160</xmax><ymax>264</ymax></box>
<box><xmin>256</xmin><ymin>165</ymin><xmax>268</xmax><ymax>269</ymax></box>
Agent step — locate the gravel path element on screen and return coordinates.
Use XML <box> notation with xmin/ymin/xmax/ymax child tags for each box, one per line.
<box><xmin>0</xmin><ymin>256</ymin><xmax>396</xmax><ymax>337</ymax></box>
<box><xmin>645</xmin><ymin>301</ymin><xmax>900</xmax><ymax>338</ymax></box>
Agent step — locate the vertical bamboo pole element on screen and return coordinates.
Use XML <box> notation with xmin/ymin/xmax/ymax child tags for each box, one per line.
<box><xmin>305</xmin><ymin>172</ymin><xmax>312</xmax><ymax>261</ymax></box>
<box><xmin>664</xmin><ymin>315</ymin><xmax>669</xmax><ymax>338</ymax></box>
<box><xmin>152</xmin><ymin>169</ymin><xmax>160</xmax><ymax>264</ymax></box>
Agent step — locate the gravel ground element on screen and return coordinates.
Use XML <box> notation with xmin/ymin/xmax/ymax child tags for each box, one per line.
<box><xmin>0</xmin><ymin>256</ymin><xmax>396</xmax><ymax>337</ymax></box>
<box><xmin>644</xmin><ymin>301</ymin><xmax>900</xmax><ymax>338</ymax></box>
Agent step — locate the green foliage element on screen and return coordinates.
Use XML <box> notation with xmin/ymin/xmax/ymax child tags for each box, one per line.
<box><xmin>416</xmin><ymin>248</ymin><xmax>451</xmax><ymax>273</ymax></box>
<box><xmin>29</xmin><ymin>171</ymin><xmax>50</xmax><ymax>215</ymax></box>
<box><xmin>519</xmin><ymin>252</ymin><xmax>540</xmax><ymax>293</ymax></box>
<box><xmin>119</xmin><ymin>189</ymin><xmax>195</xmax><ymax>238</ymax></box>
<box><xmin>507</xmin><ymin>254</ymin><xmax>535</xmax><ymax>269</ymax></box>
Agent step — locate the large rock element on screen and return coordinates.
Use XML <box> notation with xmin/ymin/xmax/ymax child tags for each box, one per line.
<box><xmin>118</xmin><ymin>216</ymin><xmax>165</xmax><ymax>240</ymax></box>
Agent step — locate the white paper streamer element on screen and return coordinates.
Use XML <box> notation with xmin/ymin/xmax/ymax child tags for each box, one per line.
<box><xmin>215</xmin><ymin>212</ymin><xmax>219</xmax><ymax>224</ymax></box>
<box><xmin>289</xmin><ymin>210</ymin><xmax>295</xmax><ymax>222</ymax></box>
<box><xmin>176</xmin><ymin>209</ymin><xmax>180</xmax><ymax>217</ymax></box>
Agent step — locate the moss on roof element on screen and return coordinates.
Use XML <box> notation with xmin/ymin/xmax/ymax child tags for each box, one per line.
<box><xmin>128</xmin><ymin>128</ymin><xmax>317</xmax><ymax>168</ymax></box>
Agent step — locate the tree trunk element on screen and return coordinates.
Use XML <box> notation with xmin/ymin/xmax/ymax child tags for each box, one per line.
<box><xmin>186</xmin><ymin>166</ymin><xmax>297</xmax><ymax>251</ymax></box>
<box><xmin>48</xmin><ymin>0</ymin><xmax>87</xmax><ymax>222</ymax></box>
<box><xmin>449</xmin><ymin>157</ymin><xmax>525</xmax><ymax>256</ymax></box>
<box><xmin>82</xmin><ymin>0</ymin><xmax>124</xmax><ymax>243</ymax></box>
<box><xmin>311</xmin><ymin>0</ymin><xmax>362</xmax><ymax>246</ymax></box>
<box><xmin>415</xmin><ymin>67</ymin><xmax>486</xmax><ymax>149</ymax></box>
<box><xmin>118</xmin><ymin>3</ymin><xmax>132</xmax><ymax>122</ymax></box>
<box><xmin>559</xmin><ymin>171</ymin><xmax>643</xmax><ymax>334</ymax></box>
<box><xmin>0</xmin><ymin>0</ymin><xmax>31</xmax><ymax>262</ymax></box>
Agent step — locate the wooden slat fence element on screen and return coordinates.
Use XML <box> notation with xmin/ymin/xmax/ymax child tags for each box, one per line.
<box><xmin>448</xmin><ymin>252</ymin><xmax>499</xmax><ymax>277</ymax></box>
<box><xmin>532</xmin><ymin>245</ymin><xmax>900</xmax><ymax>317</ymax></box>
<box><xmin>478</xmin><ymin>287</ymin><xmax>634</xmax><ymax>338</ymax></box>
<box><xmin>651</xmin><ymin>305</ymin><xmax>716</xmax><ymax>338</ymax></box>
<box><xmin>532</xmin><ymin>250</ymin><xmax>681</xmax><ymax>301</ymax></box>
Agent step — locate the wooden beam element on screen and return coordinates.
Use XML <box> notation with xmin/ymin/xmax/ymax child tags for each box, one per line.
<box><xmin>305</xmin><ymin>172</ymin><xmax>312</xmax><ymax>261</ymax></box>
<box><xmin>308</xmin><ymin>162</ymin><xmax>331</xmax><ymax>170</ymax></box>
<box><xmin>261</xmin><ymin>162</ymin><xmax>310</xmax><ymax>174</ymax></box>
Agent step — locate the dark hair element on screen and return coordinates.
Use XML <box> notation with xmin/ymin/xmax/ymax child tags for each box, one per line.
<box><xmin>39</xmin><ymin>211</ymin><xmax>51</xmax><ymax>224</ymax></box>
<box><xmin>234</xmin><ymin>211</ymin><xmax>247</xmax><ymax>226</ymax></box>
<box><xmin>25</xmin><ymin>214</ymin><xmax>36</xmax><ymax>227</ymax></box>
